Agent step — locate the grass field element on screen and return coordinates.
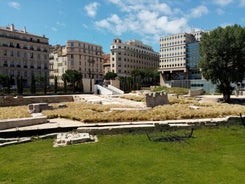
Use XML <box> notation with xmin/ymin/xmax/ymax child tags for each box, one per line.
<box><xmin>0</xmin><ymin>126</ymin><xmax>244</xmax><ymax>184</ymax></box>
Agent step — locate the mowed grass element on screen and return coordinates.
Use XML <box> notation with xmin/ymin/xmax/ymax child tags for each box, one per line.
<box><xmin>0</xmin><ymin>126</ymin><xmax>244</xmax><ymax>184</ymax></box>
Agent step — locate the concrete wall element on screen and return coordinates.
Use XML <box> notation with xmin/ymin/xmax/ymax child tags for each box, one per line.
<box><xmin>108</xmin><ymin>85</ymin><xmax>124</xmax><ymax>95</ymax></box>
<box><xmin>95</xmin><ymin>85</ymin><xmax>113</xmax><ymax>95</ymax></box>
<box><xmin>145</xmin><ymin>92</ymin><xmax>169</xmax><ymax>107</ymax></box>
<box><xmin>0</xmin><ymin>116</ymin><xmax>48</xmax><ymax>130</ymax></box>
<box><xmin>188</xmin><ymin>88</ymin><xmax>204</xmax><ymax>97</ymax></box>
<box><xmin>82</xmin><ymin>78</ymin><xmax>94</xmax><ymax>93</ymax></box>
<box><xmin>0</xmin><ymin>95</ymin><xmax>73</xmax><ymax>107</ymax></box>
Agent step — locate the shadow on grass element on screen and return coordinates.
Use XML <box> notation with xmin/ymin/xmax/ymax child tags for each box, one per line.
<box><xmin>146</xmin><ymin>128</ymin><xmax>194</xmax><ymax>142</ymax></box>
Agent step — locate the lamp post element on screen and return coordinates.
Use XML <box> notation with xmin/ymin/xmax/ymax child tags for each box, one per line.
<box><xmin>88</xmin><ymin>58</ymin><xmax>95</xmax><ymax>93</ymax></box>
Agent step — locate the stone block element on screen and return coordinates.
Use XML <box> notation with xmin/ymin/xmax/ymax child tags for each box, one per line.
<box><xmin>145</xmin><ymin>92</ymin><xmax>169</xmax><ymax>108</ymax></box>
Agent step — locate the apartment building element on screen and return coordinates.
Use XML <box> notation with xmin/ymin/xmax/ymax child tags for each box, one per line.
<box><xmin>49</xmin><ymin>40</ymin><xmax>103</xmax><ymax>87</ymax></box>
<box><xmin>110</xmin><ymin>39</ymin><xmax>159</xmax><ymax>77</ymax></box>
<box><xmin>102</xmin><ymin>54</ymin><xmax>110</xmax><ymax>75</ymax></box>
<box><xmin>0</xmin><ymin>24</ymin><xmax>49</xmax><ymax>87</ymax></box>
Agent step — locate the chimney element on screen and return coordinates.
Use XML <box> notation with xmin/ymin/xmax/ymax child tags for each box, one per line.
<box><xmin>23</xmin><ymin>26</ymin><xmax>26</xmax><ymax>33</ymax></box>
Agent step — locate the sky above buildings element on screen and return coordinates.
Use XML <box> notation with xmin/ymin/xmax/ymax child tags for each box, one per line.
<box><xmin>0</xmin><ymin>0</ymin><xmax>244</xmax><ymax>53</ymax></box>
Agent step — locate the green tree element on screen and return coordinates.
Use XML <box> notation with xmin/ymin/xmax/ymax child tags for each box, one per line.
<box><xmin>63</xmin><ymin>78</ymin><xmax>67</xmax><ymax>94</ymax></box>
<box><xmin>62</xmin><ymin>70</ymin><xmax>83</xmax><ymax>93</ymax></box>
<box><xmin>54</xmin><ymin>76</ymin><xmax>58</xmax><ymax>94</ymax></box>
<box><xmin>199</xmin><ymin>25</ymin><xmax>245</xmax><ymax>102</ymax></box>
<box><xmin>16</xmin><ymin>76</ymin><xmax>23</xmax><ymax>95</ymax></box>
<box><xmin>104</xmin><ymin>72</ymin><xmax>117</xmax><ymax>80</ymax></box>
<box><xmin>36</xmin><ymin>76</ymin><xmax>47</xmax><ymax>95</ymax></box>
<box><xmin>30</xmin><ymin>74</ymin><xmax>36</xmax><ymax>95</ymax></box>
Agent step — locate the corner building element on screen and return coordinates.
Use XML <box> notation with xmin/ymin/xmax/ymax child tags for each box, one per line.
<box><xmin>0</xmin><ymin>24</ymin><xmax>49</xmax><ymax>87</ymax></box>
<box><xmin>110</xmin><ymin>39</ymin><xmax>159</xmax><ymax>77</ymax></box>
<box><xmin>49</xmin><ymin>40</ymin><xmax>103</xmax><ymax>86</ymax></box>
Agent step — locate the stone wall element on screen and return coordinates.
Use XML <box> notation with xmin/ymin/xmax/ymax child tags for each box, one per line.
<box><xmin>0</xmin><ymin>116</ymin><xmax>48</xmax><ymax>130</ymax></box>
<box><xmin>188</xmin><ymin>88</ymin><xmax>204</xmax><ymax>97</ymax></box>
<box><xmin>145</xmin><ymin>92</ymin><xmax>169</xmax><ymax>108</ymax></box>
<box><xmin>0</xmin><ymin>95</ymin><xmax>73</xmax><ymax>107</ymax></box>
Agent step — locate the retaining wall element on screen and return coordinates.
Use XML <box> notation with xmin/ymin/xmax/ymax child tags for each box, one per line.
<box><xmin>0</xmin><ymin>116</ymin><xmax>48</xmax><ymax>130</ymax></box>
<box><xmin>0</xmin><ymin>95</ymin><xmax>73</xmax><ymax>107</ymax></box>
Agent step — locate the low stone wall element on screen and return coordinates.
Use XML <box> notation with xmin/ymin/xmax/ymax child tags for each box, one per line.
<box><xmin>188</xmin><ymin>88</ymin><xmax>204</xmax><ymax>97</ymax></box>
<box><xmin>0</xmin><ymin>116</ymin><xmax>48</xmax><ymax>130</ymax></box>
<box><xmin>0</xmin><ymin>95</ymin><xmax>73</xmax><ymax>107</ymax></box>
<box><xmin>145</xmin><ymin>92</ymin><xmax>169</xmax><ymax>107</ymax></box>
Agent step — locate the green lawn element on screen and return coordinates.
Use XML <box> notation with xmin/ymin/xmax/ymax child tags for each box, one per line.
<box><xmin>0</xmin><ymin>126</ymin><xmax>244</xmax><ymax>184</ymax></box>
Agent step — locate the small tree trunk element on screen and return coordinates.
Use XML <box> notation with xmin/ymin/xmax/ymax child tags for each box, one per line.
<box><xmin>222</xmin><ymin>86</ymin><xmax>231</xmax><ymax>103</ymax></box>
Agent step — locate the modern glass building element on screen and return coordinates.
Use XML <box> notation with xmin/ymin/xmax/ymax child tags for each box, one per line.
<box><xmin>186</xmin><ymin>42</ymin><xmax>202</xmax><ymax>80</ymax></box>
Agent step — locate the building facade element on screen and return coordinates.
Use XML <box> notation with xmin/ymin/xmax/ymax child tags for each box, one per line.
<box><xmin>159</xmin><ymin>32</ymin><xmax>196</xmax><ymax>81</ymax></box>
<box><xmin>110</xmin><ymin>39</ymin><xmax>159</xmax><ymax>77</ymax></box>
<box><xmin>102</xmin><ymin>54</ymin><xmax>110</xmax><ymax>75</ymax></box>
<box><xmin>0</xmin><ymin>24</ymin><xmax>49</xmax><ymax>87</ymax></box>
<box><xmin>49</xmin><ymin>40</ymin><xmax>103</xmax><ymax>87</ymax></box>
<box><xmin>159</xmin><ymin>30</ymin><xmax>217</xmax><ymax>93</ymax></box>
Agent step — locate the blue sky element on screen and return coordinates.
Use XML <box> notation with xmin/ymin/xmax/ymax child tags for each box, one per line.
<box><xmin>0</xmin><ymin>0</ymin><xmax>244</xmax><ymax>53</ymax></box>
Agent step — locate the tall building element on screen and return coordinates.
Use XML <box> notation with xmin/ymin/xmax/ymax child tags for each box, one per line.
<box><xmin>159</xmin><ymin>32</ymin><xmax>196</xmax><ymax>81</ymax></box>
<box><xmin>110</xmin><ymin>39</ymin><xmax>159</xmax><ymax>77</ymax></box>
<box><xmin>49</xmin><ymin>40</ymin><xmax>103</xmax><ymax>87</ymax></box>
<box><xmin>0</xmin><ymin>24</ymin><xmax>49</xmax><ymax>87</ymax></box>
<box><xmin>159</xmin><ymin>30</ymin><xmax>217</xmax><ymax>93</ymax></box>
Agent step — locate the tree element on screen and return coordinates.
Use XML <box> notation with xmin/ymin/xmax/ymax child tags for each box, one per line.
<box><xmin>199</xmin><ymin>25</ymin><xmax>245</xmax><ymax>103</ymax></box>
<box><xmin>36</xmin><ymin>76</ymin><xmax>47</xmax><ymax>95</ymax></box>
<box><xmin>30</xmin><ymin>74</ymin><xmax>36</xmax><ymax>95</ymax></box>
<box><xmin>54</xmin><ymin>76</ymin><xmax>58</xmax><ymax>94</ymax></box>
<box><xmin>62</xmin><ymin>70</ymin><xmax>83</xmax><ymax>93</ymax></box>
<box><xmin>16</xmin><ymin>76</ymin><xmax>23</xmax><ymax>95</ymax></box>
<box><xmin>104</xmin><ymin>72</ymin><xmax>117</xmax><ymax>80</ymax></box>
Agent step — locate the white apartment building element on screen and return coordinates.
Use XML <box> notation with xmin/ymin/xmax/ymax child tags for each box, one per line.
<box><xmin>49</xmin><ymin>40</ymin><xmax>103</xmax><ymax>87</ymax></box>
<box><xmin>110</xmin><ymin>39</ymin><xmax>159</xmax><ymax>77</ymax></box>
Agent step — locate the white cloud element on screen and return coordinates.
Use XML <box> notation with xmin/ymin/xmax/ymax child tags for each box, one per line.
<box><xmin>8</xmin><ymin>2</ymin><xmax>21</xmax><ymax>10</ymax></box>
<box><xmin>84</xmin><ymin>2</ymin><xmax>100</xmax><ymax>17</ymax></box>
<box><xmin>214</xmin><ymin>0</ymin><xmax>233</xmax><ymax>6</ymax></box>
<box><xmin>240</xmin><ymin>0</ymin><xmax>245</xmax><ymax>6</ymax></box>
<box><xmin>51</xmin><ymin>27</ymin><xmax>58</xmax><ymax>32</ymax></box>
<box><xmin>189</xmin><ymin>5</ymin><xmax>209</xmax><ymax>18</ymax></box>
<box><xmin>56</xmin><ymin>21</ymin><xmax>66</xmax><ymax>27</ymax></box>
<box><xmin>216</xmin><ymin>8</ymin><xmax>224</xmax><ymax>15</ymax></box>
<box><xmin>95</xmin><ymin>0</ymin><xmax>190</xmax><ymax>40</ymax></box>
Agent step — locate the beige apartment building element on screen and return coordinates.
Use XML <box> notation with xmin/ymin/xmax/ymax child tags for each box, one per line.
<box><xmin>110</xmin><ymin>39</ymin><xmax>159</xmax><ymax>77</ymax></box>
<box><xmin>0</xmin><ymin>24</ymin><xmax>49</xmax><ymax>87</ymax></box>
<box><xmin>49</xmin><ymin>40</ymin><xmax>103</xmax><ymax>91</ymax></box>
<box><xmin>102</xmin><ymin>54</ymin><xmax>110</xmax><ymax>75</ymax></box>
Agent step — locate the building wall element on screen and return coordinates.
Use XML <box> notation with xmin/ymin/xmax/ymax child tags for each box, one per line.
<box><xmin>0</xmin><ymin>24</ymin><xmax>49</xmax><ymax>87</ymax></box>
<box><xmin>103</xmin><ymin>54</ymin><xmax>110</xmax><ymax>75</ymax></box>
<box><xmin>110</xmin><ymin>39</ymin><xmax>159</xmax><ymax>77</ymax></box>
<box><xmin>49</xmin><ymin>40</ymin><xmax>103</xmax><ymax>86</ymax></box>
<box><xmin>159</xmin><ymin>33</ymin><xmax>196</xmax><ymax>78</ymax></box>
<box><xmin>186</xmin><ymin>42</ymin><xmax>202</xmax><ymax>79</ymax></box>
